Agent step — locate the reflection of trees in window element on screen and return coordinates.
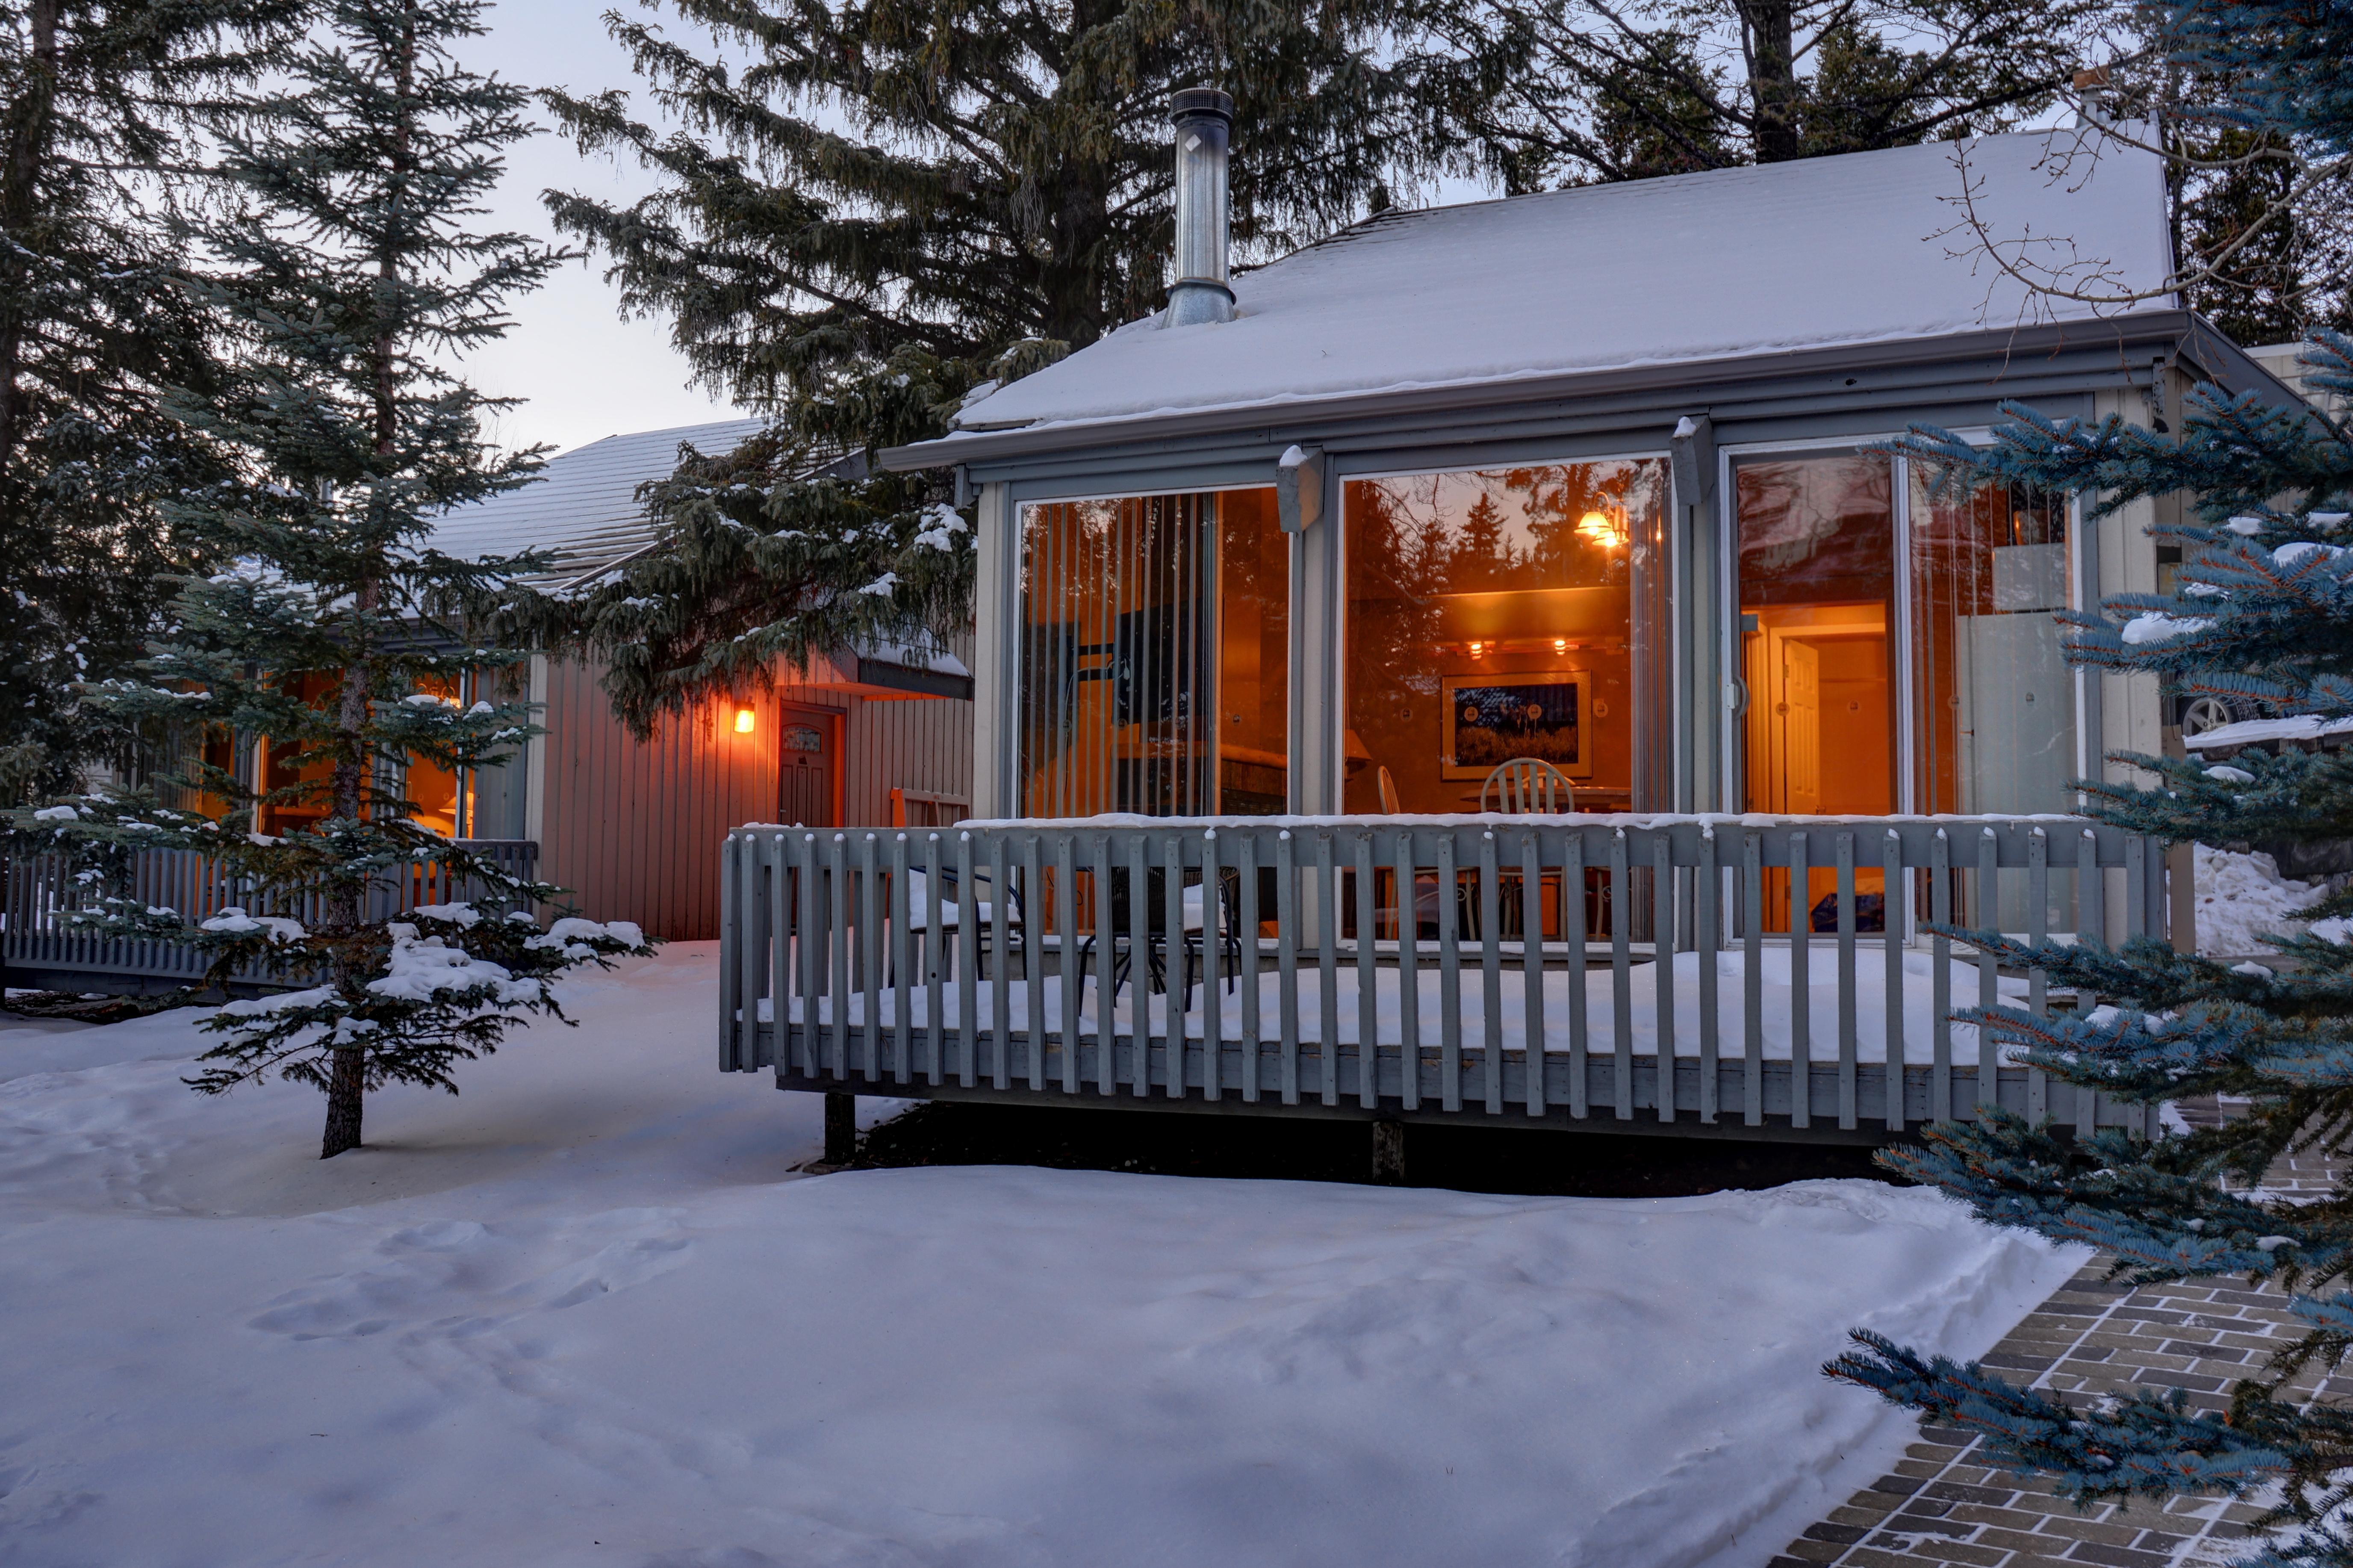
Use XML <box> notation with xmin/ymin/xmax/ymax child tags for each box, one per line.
<box><xmin>1507</xmin><ymin>463</ymin><xmax>1646</xmax><ymax>587</ymax></box>
<box><xmin>1736</xmin><ymin>456</ymin><xmax>1893</xmax><ymax>603</ymax></box>
<box><xmin>1346</xmin><ymin>480</ymin><xmax>1451</xmax><ymax>747</ymax></box>
<box><xmin>1347</xmin><ymin>460</ymin><xmax>1660</xmax><ymax>808</ymax></box>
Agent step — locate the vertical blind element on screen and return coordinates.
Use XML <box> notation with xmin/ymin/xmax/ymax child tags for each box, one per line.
<box><xmin>1019</xmin><ymin>495</ymin><xmax>1214</xmax><ymax>817</ymax></box>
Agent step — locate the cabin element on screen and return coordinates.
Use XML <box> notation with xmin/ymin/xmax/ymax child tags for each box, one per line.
<box><xmin>423</xmin><ymin>419</ymin><xmax>977</xmax><ymax>940</ymax></box>
<box><xmin>717</xmin><ymin>101</ymin><xmax>2309</xmax><ymax>1163</ymax></box>
<box><xmin>3</xmin><ymin>420</ymin><xmax>977</xmax><ymax>992</ymax></box>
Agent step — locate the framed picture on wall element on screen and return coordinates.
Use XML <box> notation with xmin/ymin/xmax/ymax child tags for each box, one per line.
<box><xmin>1441</xmin><ymin>672</ymin><xmax>1593</xmax><ymax>779</ymax></box>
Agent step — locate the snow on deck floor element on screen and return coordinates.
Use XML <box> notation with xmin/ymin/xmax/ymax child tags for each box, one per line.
<box><xmin>779</xmin><ymin>944</ymin><xmax>2034</xmax><ymax>1063</ymax></box>
<box><xmin>2</xmin><ymin>945</ymin><xmax>2083</xmax><ymax>1568</ymax></box>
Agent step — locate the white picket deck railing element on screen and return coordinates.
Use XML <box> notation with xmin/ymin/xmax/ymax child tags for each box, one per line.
<box><xmin>2</xmin><ymin>840</ymin><xmax>539</xmax><ymax>988</ymax></box>
<box><xmin>717</xmin><ymin>816</ymin><xmax>2172</xmax><ymax>1138</ymax></box>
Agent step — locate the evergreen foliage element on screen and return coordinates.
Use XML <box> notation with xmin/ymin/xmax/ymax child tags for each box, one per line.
<box><xmin>522</xmin><ymin>0</ymin><xmax>1449</xmax><ymax>731</ymax></box>
<box><xmin>1951</xmin><ymin>0</ymin><xmax>2353</xmax><ymax>327</ymax></box>
<box><xmin>0</xmin><ymin>0</ymin><xmax>298</xmax><ymax>802</ymax></box>
<box><xmin>1825</xmin><ymin>14</ymin><xmax>2353</xmax><ymax>1554</ymax></box>
<box><xmin>1419</xmin><ymin>0</ymin><xmax>2102</xmax><ymax>191</ymax></box>
<box><xmin>9</xmin><ymin>0</ymin><xmax>651</xmax><ymax>1160</ymax></box>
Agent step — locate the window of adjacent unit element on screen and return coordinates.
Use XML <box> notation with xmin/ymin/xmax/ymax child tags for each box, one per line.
<box><xmin>404</xmin><ymin>674</ymin><xmax>464</xmax><ymax>837</ymax></box>
<box><xmin>250</xmin><ymin>666</ymin><xmax>530</xmax><ymax>841</ymax></box>
<box><xmin>1344</xmin><ymin>459</ymin><xmax>1667</xmax><ymax>816</ymax></box>
<box><xmin>1017</xmin><ymin>488</ymin><xmax>1287</xmax><ymax>816</ymax></box>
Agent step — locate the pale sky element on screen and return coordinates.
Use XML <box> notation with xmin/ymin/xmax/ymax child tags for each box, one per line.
<box><xmin>460</xmin><ymin>0</ymin><xmax>740</xmax><ymax>459</ymax></box>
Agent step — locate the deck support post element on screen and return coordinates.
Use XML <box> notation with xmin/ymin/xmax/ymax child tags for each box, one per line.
<box><xmin>1371</xmin><ymin>1117</ymin><xmax>1405</xmax><ymax>1185</ymax></box>
<box><xmin>824</xmin><ymin>1093</ymin><xmax>857</xmax><ymax>1165</ymax></box>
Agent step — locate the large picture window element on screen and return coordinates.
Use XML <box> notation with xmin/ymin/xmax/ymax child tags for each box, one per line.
<box><xmin>1017</xmin><ymin>488</ymin><xmax>1286</xmax><ymax>817</ymax></box>
<box><xmin>1343</xmin><ymin>459</ymin><xmax>1668</xmax><ymax>815</ymax></box>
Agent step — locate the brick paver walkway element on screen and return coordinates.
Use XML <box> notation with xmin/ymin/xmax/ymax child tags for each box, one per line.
<box><xmin>1774</xmin><ymin>1104</ymin><xmax>2341</xmax><ymax>1568</ymax></box>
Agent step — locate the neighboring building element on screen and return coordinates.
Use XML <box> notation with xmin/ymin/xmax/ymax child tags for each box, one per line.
<box><xmin>882</xmin><ymin>120</ymin><xmax>2296</xmax><ymax>930</ymax></box>
<box><xmin>2243</xmin><ymin>341</ymin><xmax>2346</xmax><ymax>417</ymax></box>
<box><xmin>433</xmin><ymin>419</ymin><xmax>974</xmax><ymax>940</ymax></box>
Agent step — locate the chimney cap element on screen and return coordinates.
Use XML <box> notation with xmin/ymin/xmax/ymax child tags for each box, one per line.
<box><xmin>1169</xmin><ymin>87</ymin><xmax>1233</xmax><ymax>127</ymax></box>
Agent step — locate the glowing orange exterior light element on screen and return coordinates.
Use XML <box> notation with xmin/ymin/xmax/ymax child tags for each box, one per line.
<box><xmin>1468</xmin><ymin>641</ymin><xmax>1484</xmax><ymax>657</ymax></box>
<box><xmin>1553</xmin><ymin>637</ymin><xmax>1569</xmax><ymax>653</ymax></box>
<box><xmin>734</xmin><ymin>707</ymin><xmax>756</xmax><ymax>734</ymax></box>
<box><xmin>1576</xmin><ymin>509</ymin><xmax>1626</xmax><ymax>550</ymax></box>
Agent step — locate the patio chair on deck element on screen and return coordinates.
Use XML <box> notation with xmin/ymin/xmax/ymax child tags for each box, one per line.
<box><xmin>903</xmin><ymin>864</ymin><xmax>1021</xmax><ymax>979</ymax></box>
<box><xmin>1076</xmin><ymin>867</ymin><xmax>1242</xmax><ymax>1010</ymax></box>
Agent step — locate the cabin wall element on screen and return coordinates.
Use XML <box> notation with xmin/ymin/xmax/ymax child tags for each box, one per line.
<box><xmin>534</xmin><ymin>650</ymin><xmax>974</xmax><ymax>942</ymax></box>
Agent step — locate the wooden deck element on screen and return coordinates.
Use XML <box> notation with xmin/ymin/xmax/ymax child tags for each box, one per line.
<box><xmin>720</xmin><ymin>815</ymin><xmax>2176</xmax><ymax>1144</ymax></box>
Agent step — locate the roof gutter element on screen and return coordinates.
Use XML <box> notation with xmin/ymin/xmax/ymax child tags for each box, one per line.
<box><xmin>883</xmin><ymin>310</ymin><xmax>2289</xmax><ymax>472</ymax></box>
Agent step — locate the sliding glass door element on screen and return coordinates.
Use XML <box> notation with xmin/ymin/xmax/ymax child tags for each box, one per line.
<box><xmin>1729</xmin><ymin>448</ymin><xmax>2080</xmax><ymax>936</ymax></box>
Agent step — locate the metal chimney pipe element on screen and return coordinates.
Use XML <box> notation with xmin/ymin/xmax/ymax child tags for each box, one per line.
<box><xmin>1165</xmin><ymin>87</ymin><xmax>1235</xmax><ymax>327</ymax></box>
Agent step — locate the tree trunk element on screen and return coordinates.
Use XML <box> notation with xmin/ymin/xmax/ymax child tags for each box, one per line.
<box><xmin>0</xmin><ymin>0</ymin><xmax>61</xmax><ymax>474</ymax></box>
<box><xmin>321</xmin><ymin>1044</ymin><xmax>365</xmax><ymax>1157</ymax></box>
<box><xmin>315</xmin><ymin>15</ymin><xmax>417</xmax><ymax>1165</ymax></box>
<box><xmin>1740</xmin><ymin>0</ymin><xmax>1802</xmax><ymax>163</ymax></box>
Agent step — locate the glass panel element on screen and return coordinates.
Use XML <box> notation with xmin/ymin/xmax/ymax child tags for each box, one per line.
<box><xmin>1345</xmin><ymin>460</ymin><xmax>1663</xmax><ymax>819</ymax></box>
<box><xmin>1910</xmin><ymin>472</ymin><xmax>2076</xmax><ymax>932</ymax></box>
<box><xmin>405</xmin><ymin>673</ymin><xmax>462</xmax><ymax>837</ymax></box>
<box><xmin>255</xmin><ymin>671</ymin><xmax>341</xmax><ymax>837</ymax></box>
<box><xmin>1216</xmin><ymin>488</ymin><xmax>1289</xmax><ymax>812</ymax></box>
<box><xmin>1736</xmin><ymin>454</ymin><xmax>1896</xmax><ymax>931</ymax></box>
<box><xmin>1016</xmin><ymin>488</ymin><xmax>1283</xmax><ymax>818</ymax></box>
<box><xmin>462</xmin><ymin>664</ymin><xmax>531</xmax><ymax>840</ymax></box>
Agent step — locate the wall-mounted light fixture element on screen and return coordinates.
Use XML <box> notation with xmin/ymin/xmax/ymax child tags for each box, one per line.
<box><xmin>1468</xmin><ymin>641</ymin><xmax>1484</xmax><ymax>657</ymax></box>
<box><xmin>1553</xmin><ymin>637</ymin><xmax>1569</xmax><ymax>653</ymax></box>
<box><xmin>1576</xmin><ymin>509</ymin><xmax>1626</xmax><ymax>550</ymax></box>
<box><xmin>734</xmin><ymin>706</ymin><xmax>756</xmax><ymax>734</ymax></box>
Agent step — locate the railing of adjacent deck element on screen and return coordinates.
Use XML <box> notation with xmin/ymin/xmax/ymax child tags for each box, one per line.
<box><xmin>2</xmin><ymin>840</ymin><xmax>539</xmax><ymax>988</ymax></box>
<box><xmin>718</xmin><ymin>816</ymin><xmax>2173</xmax><ymax>1137</ymax></box>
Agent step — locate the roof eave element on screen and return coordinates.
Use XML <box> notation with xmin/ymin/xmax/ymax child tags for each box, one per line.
<box><xmin>879</xmin><ymin>311</ymin><xmax>2209</xmax><ymax>472</ymax></box>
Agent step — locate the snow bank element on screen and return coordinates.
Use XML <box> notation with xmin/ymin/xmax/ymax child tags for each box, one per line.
<box><xmin>2184</xmin><ymin>713</ymin><xmax>2353</xmax><ymax>753</ymax></box>
<box><xmin>2195</xmin><ymin>844</ymin><xmax>2344</xmax><ymax>956</ymax></box>
<box><xmin>0</xmin><ymin>945</ymin><xmax>2082</xmax><ymax>1568</ymax></box>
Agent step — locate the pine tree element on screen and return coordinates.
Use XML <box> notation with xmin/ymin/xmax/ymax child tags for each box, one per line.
<box><xmin>1823</xmin><ymin>8</ymin><xmax>2353</xmax><ymax>1559</ymax></box>
<box><xmin>9</xmin><ymin>0</ymin><xmax>649</xmax><ymax>1159</ymax></box>
<box><xmin>1422</xmin><ymin>0</ymin><xmax>2103</xmax><ymax>190</ymax></box>
<box><xmin>517</xmin><ymin>0</ymin><xmax>1451</xmax><ymax>732</ymax></box>
<box><xmin>0</xmin><ymin>0</ymin><xmax>298</xmax><ymax>802</ymax></box>
<box><xmin>2177</xmin><ymin>120</ymin><xmax>2350</xmax><ymax>345</ymax></box>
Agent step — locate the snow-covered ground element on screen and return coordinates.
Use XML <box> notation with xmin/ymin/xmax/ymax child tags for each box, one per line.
<box><xmin>780</xmin><ymin>945</ymin><xmax>2032</xmax><ymax>1063</ymax></box>
<box><xmin>1</xmin><ymin>944</ymin><xmax>2084</xmax><ymax>1568</ymax></box>
<box><xmin>2196</xmin><ymin>844</ymin><xmax>2345</xmax><ymax>956</ymax></box>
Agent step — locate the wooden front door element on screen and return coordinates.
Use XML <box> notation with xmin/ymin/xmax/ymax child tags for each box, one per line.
<box><xmin>777</xmin><ymin>706</ymin><xmax>838</xmax><ymax>827</ymax></box>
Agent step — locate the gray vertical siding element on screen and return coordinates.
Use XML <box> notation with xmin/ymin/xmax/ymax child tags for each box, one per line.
<box><xmin>538</xmin><ymin>647</ymin><xmax>973</xmax><ymax>941</ymax></box>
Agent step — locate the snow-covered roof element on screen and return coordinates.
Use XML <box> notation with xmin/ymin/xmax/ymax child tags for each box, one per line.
<box><xmin>433</xmin><ymin>417</ymin><xmax>769</xmax><ymax>585</ymax></box>
<box><xmin>947</xmin><ymin>130</ymin><xmax>2173</xmax><ymax>439</ymax></box>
